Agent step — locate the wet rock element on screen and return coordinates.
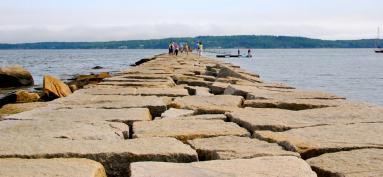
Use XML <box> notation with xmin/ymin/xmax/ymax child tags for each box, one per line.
<box><xmin>307</xmin><ymin>148</ymin><xmax>383</xmax><ymax>177</ymax></box>
<box><xmin>131</xmin><ymin>156</ymin><xmax>317</xmax><ymax>177</ymax></box>
<box><xmin>0</xmin><ymin>137</ymin><xmax>198</xmax><ymax>177</ymax></box>
<box><xmin>161</xmin><ymin>108</ymin><xmax>195</xmax><ymax>119</ymax></box>
<box><xmin>92</xmin><ymin>66</ymin><xmax>104</xmax><ymax>69</ymax></box>
<box><xmin>0</xmin><ymin>158</ymin><xmax>107</xmax><ymax>177</ymax></box>
<box><xmin>43</xmin><ymin>75</ymin><xmax>72</xmax><ymax>98</ymax></box>
<box><xmin>0</xmin><ymin>119</ymin><xmax>129</xmax><ymax>140</ymax></box>
<box><xmin>254</xmin><ymin>123</ymin><xmax>383</xmax><ymax>159</ymax></box>
<box><xmin>133</xmin><ymin>120</ymin><xmax>250</xmax><ymax>142</ymax></box>
<box><xmin>187</xmin><ymin>136</ymin><xmax>299</xmax><ymax>160</ymax></box>
<box><xmin>171</xmin><ymin>95</ymin><xmax>243</xmax><ymax>114</ymax></box>
<box><xmin>228</xmin><ymin>105</ymin><xmax>383</xmax><ymax>132</ymax></box>
<box><xmin>0</xmin><ymin>65</ymin><xmax>34</xmax><ymax>88</ymax></box>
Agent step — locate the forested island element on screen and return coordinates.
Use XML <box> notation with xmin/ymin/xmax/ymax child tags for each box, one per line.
<box><xmin>0</xmin><ymin>35</ymin><xmax>381</xmax><ymax>49</ymax></box>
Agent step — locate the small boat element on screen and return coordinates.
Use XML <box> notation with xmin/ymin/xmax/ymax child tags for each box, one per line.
<box><xmin>375</xmin><ymin>49</ymin><xmax>383</xmax><ymax>53</ymax></box>
<box><xmin>216</xmin><ymin>54</ymin><xmax>242</xmax><ymax>58</ymax></box>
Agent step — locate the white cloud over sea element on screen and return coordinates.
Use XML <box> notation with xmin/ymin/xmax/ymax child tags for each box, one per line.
<box><xmin>0</xmin><ymin>0</ymin><xmax>382</xmax><ymax>43</ymax></box>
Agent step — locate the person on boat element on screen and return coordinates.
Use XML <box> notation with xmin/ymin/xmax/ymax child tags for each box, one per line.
<box><xmin>197</xmin><ymin>41</ymin><xmax>203</xmax><ymax>57</ymax></box>
<box><xmin>247</xmin><ymin>49</ymin><xmax>252</xmax><ymax>58</ymax></box>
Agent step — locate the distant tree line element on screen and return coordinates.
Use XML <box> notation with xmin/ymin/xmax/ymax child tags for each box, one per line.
<box><xmin>0</xmin><ymin>35</ymin><xmax>382</xmax><ymax>49</ymax></box>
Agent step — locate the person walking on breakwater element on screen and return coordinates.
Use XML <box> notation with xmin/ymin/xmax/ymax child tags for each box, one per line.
<box><xmin>168</xmin><ymin>42</ymin><xmax>174</xmax><ymax>55</ymax></box>
<box><xmin>174</xmin><ymin>43</ymin><xmax>179</xmax><ymax>56</ymax></box>
<box><xmin>197</xmin><ymin>41</ymin><xmax>203</xmax><ymax>57</ymax></box>
<box><xmin>184</xmin><ymin>43</ymin><xmax>190</xmax><ymax>55</ymax></box>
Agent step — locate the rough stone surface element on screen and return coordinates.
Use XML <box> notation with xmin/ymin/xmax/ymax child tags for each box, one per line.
<box><xmin>254</xmin><ymin>123</ymin><xmax>383</xmax><ymax>158</ymax></box>
<box><xmin>307</xmin><ymin>148</ymin><xmax>383</xmax><ymax>177</ymax></box>
<box><xmin>243</xmin><ymin>98</ymin><xmax>343</xmax><ymax>110</ymax></box>
<box><xmin>0</xmin><ymin>119</ymin><xmax>129</xmax><ymax>140</ymax></box>
<box><xmin>52</xmin><ymin>94</ymin><xmax>171</xmax><ymax>117</ymax></box>
<box><xmin>0</xmin><ymin>158</ymin><xmax>107</xmax><ymax>177</ymax></box>
<box><xmin>43</xmin><ymin>75</ymin><xmax>72</xmax><ymax>98</ymax></box>
<box><xmin>76</xmin><ymin>87</ymin><xmax>137</xmax><ymax>95</ymax></box>
<box><xmin>185</xmin><ymin>86</ymin><xmax>213</xmax><ymax>96</ymax></box>
<box><xmin>5</xmin><ymin>107</ymin><xmax>152</xmax><ymax>123</ymax></box>
<box><xmin>131</xmin><ymin>156</ymin><xmax>317</xmax><ymax>177</ymax></box>
<box><xmin>0</xmin><ymin>137</ymin><xmax>198</xmax><ymax>177</ymax></box>
<box><xmin>14</xmin><ymin>90</ymin><xmax>40</xmax><ymax>103</ymax></box>
<box><xmin>137</xmin><ymin>88</ymin><xmax>189</xmax><ymax>97</ymax></box>
<box><xmin>227</xmin><ymin>105</ymin><xmax>383</xmax><ymax>132</ymax></box>
<box><xmin>226</xmin><ymin>85</ymin><xmax>343</xmax><ymax>100</ymax></box>
<box><xmin>133</xmin><ymin>120</ymin><xmax>250</xmax><ymax>142</ymax></box>
<box><xmin>0</xmin><ymin>65</ymin><xmax>34</xmax><ymax>88</ymax></box>
<box><xmin>187</xmin><ymin>136</ymin><xmax>299</xmax><ymax>160</ymax></box>
<box><xmin>163</xmin><ymin>114</ymin><xmax>227</xmax><ymax>121</ymax></box>
<box><xmin>161</xmin><ymin>108</ymin><xmax>195</xmax><ymax>119</ymax></box>
<box><xmin>171</xmin><ymin>95</ymin><xmax>243</xmax><ymax>114</ymax></box>
<box><xmin>0</xmin><ymin>102</ymin><xmax>47</xmax><ymax>118</ymax></box>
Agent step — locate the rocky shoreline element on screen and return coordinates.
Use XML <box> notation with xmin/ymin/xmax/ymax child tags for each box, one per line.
<box><xmin>0</xmin><ymin>53</ymin><xmax>382</xmax><ymax>177</ymax></box>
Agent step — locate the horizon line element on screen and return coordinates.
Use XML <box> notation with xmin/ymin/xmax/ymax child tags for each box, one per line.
<box><xmin>0</xmin><ymin>34</ymin><xmax>379</xmax><ymax>45</ymax></box>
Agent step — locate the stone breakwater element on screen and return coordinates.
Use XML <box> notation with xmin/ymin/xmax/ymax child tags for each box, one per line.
<box><xmin>0</xmin><ymin>53</ymin><xmax>382</xmax><ymax>177</ymax></box>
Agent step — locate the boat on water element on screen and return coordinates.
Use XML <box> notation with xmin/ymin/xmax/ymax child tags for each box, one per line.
<box><xmin>375</xmin><ymin>27</ymin><xmax>383</xmax><ymax>53</ymax></box>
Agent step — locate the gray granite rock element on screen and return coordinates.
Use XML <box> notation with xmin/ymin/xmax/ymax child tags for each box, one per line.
<box><xmin>254</xmin><ymin>123</ymin><xmax>383</xmax><ymax>158</ymax></box>
<box><xmin>131</xmin><ymin>156</ymin><xmax>317</xmax><ymax>177</ymax></box>
<box><xmin>133</xmin><ymin>119</ymin><xmax>250</xmax><ymax>142</ymax></box>
<box><xmin>0</xmin><ymin>158</ymin><xmax>107</xmax><ymax>177</ymax></box>
<box><xmin>307</xmin><ymin>148</ymin><xmax>383</xmax><ymax>177</ymax></box>
<box><xmin>0</xmin><ymin>137</ymin><xmax>198</xmax><ymax>177</ymax></box>
<box><xmin>187</xmin><ymin>136</ymin><xmax>299</xmax><ymax>160</ymax></box>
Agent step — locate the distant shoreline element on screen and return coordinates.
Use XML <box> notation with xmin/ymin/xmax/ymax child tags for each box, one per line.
<box><xmin>1</xmin><ymin>35</ymin><xmax>382</xmax><ymax>49</ymax></box>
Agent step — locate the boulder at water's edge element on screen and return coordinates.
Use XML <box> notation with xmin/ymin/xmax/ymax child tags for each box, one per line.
<box><xmin>0</xmin><ymin>65</ymin><xmax>34</xmax><ymax>88</ymax></box>
<box><xmin>43</xmin><ymin>75</ymin><xmax>72</xmax><ymax>98</ymax></box>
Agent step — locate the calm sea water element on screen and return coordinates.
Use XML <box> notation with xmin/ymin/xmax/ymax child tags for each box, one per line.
<box><xmin>0</xmin><ymin>49</ymin><xmax>165</xmax><ymax>86</ymax></box>
<box><xmin>205</xmin><ymin>49</ymin><xmax>383</xmax><ymax>105</ymax></box>
<box><xmin>0</xmin><ymin>49</ymin><xmax>382</xmax><ymax>105</ymax></box>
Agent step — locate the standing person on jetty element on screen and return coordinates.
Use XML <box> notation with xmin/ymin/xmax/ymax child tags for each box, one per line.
<box><xmin>238</xmin><ymin>49</ymin><xmax>240</xmax><ymax>56</ymax></box>
<box><xmin>197</xmin><ymin>41</ymin><xmax>203</xmax><ymax>57</ymax></box>
<box><xmin>174</xmin><ymin>42</ymin><xmax>179</xmax><ymax>56</ymax></box>
<box><xmin>184</xmin><ymin>43</ymin><xmax>190</xmax><ymax>55</ymax></box>
<box><xmin>168</xmin><ymin>42</ymin><xmax>174</xmax><ymax>55</ymax></box>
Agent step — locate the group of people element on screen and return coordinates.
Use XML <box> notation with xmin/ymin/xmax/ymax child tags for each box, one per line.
<box><xmin>168</xmin><ymin>41</ymin><xmax>203</xmax><ymax>57</ymax></box>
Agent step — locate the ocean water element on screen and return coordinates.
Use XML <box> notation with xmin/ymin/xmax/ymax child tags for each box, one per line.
<box><xmin>205</xmin><ymin>48</ymin><xmax>383</xmax><ymax>105</ymax></box>
<box><xmin>0</xmin><ymin>49</ymin><xmax>382</xmax><ymax>106</ymax></box>
<box><xmin>0</xmin><ymin>49</ymin><xmax>165</xmax><ymax>86</ymax></box>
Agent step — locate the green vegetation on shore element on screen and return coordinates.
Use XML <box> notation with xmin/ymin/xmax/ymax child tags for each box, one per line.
<box><xmin>0</xmin><ymin>35</ymin><xmax>382</xmax><ymax>49</ymax></box>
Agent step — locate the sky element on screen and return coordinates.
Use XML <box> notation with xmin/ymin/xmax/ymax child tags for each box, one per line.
<box><xmin>0</xmin><ymin>0</ymin><xmax>382</xmax><ymax>43</ymax></box>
